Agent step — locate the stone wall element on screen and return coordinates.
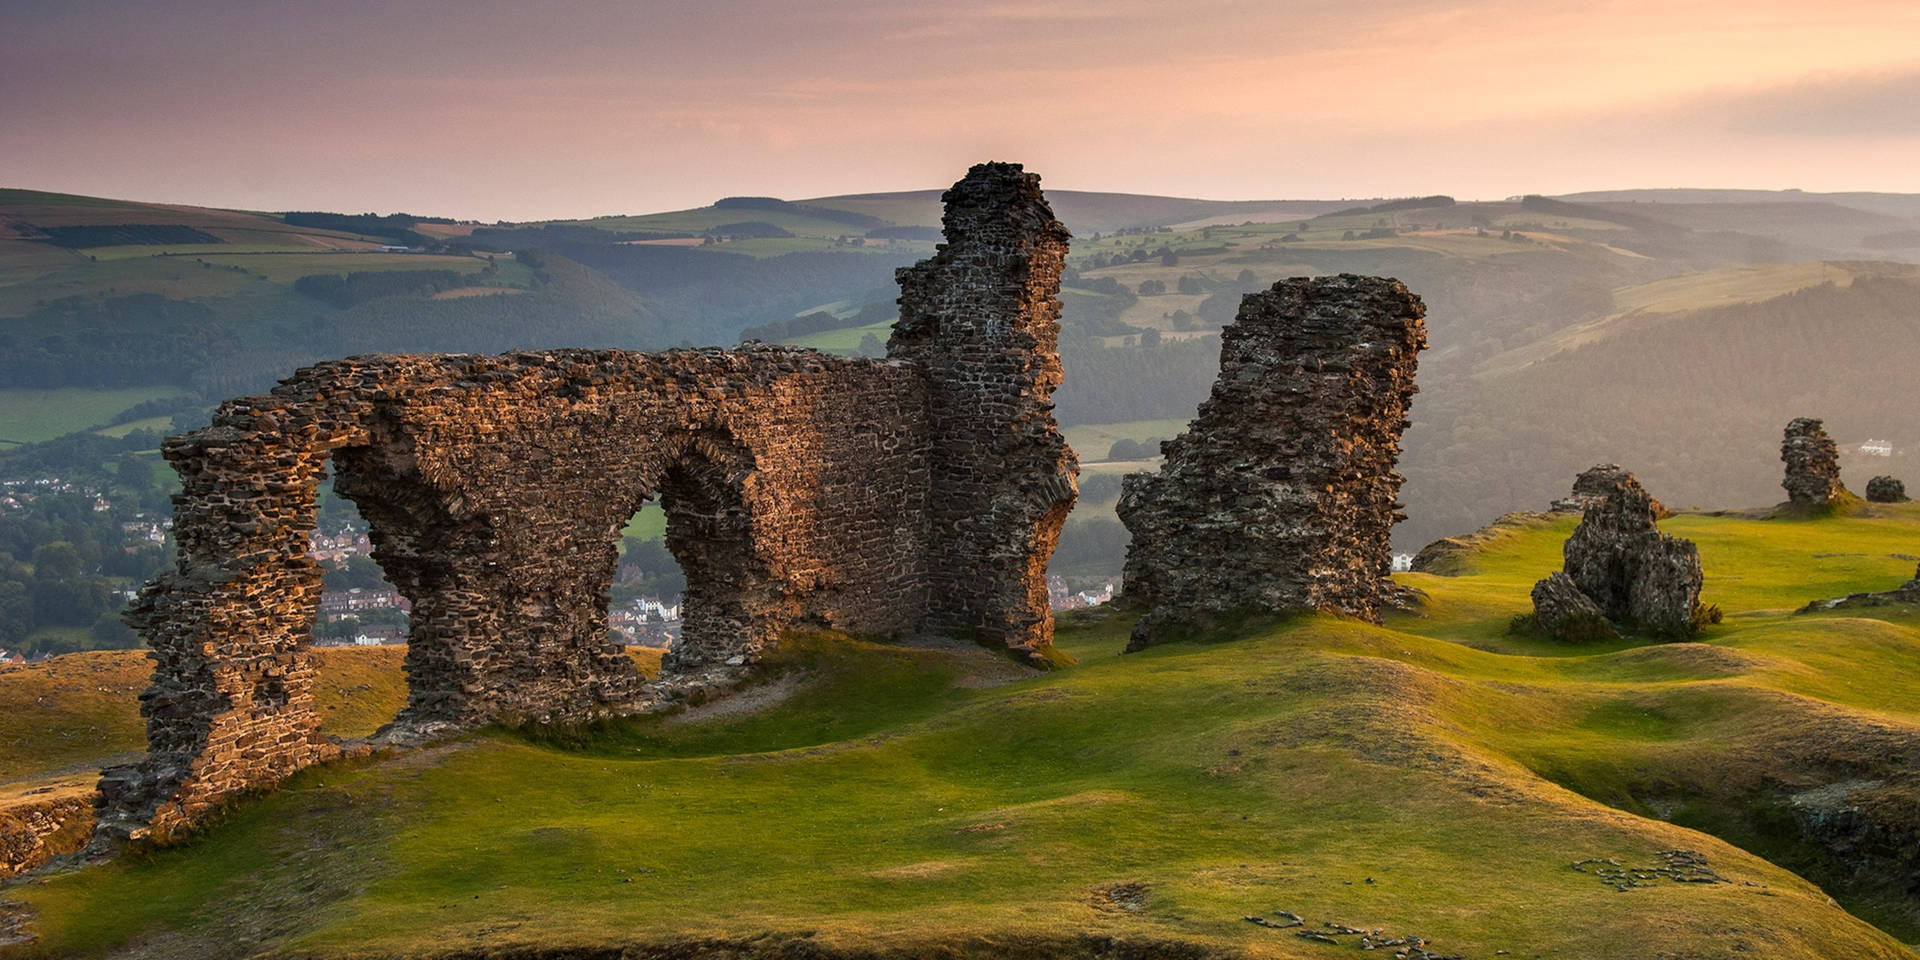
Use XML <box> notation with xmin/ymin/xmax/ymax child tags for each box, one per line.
<box><xmin>1117</xmin><ymin>275</ymin><xmax>1426</xmax><ymax>651</ymax></box>
<box><xmin>97</xmin><ymin>162</ymin><xmax>1077</xmax><ymax>845</ymax></box>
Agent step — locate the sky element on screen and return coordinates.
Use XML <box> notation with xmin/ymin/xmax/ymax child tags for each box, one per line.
<box><xmin>4</xmin><ymin>0</ymin><xmax>1919</xmax><ymax>221</ymax></box>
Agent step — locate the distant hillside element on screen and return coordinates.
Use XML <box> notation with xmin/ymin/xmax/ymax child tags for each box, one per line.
<box><xmin>1400</xmin><ymin>271</ymin><xmax>1920</xmax><ymax>541</ymax></box>
<box><xmin>1558</xmin><ymin>188</ymin><xmax>1920</xmax><ymax>221</ymax></box>
<box><xmin>7</xmin><ymin>180</ymin><xmax>1920</xmax><ymax>565</ymax></box>
<box><xmin>800</xmin><ymin>189</ymin><xmax>1359</xmax><ymax>235</ymax></box>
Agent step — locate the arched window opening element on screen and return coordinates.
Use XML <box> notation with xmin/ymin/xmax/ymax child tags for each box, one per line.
<box><xmin>307</xmin><ymin>462</ymin><xmax>409</xmax><ymax>739</ymax></box>
<box><xmin>610</xmin><ymin>501</ymin><xmax>684</xmax><ymax>670</ymax></box>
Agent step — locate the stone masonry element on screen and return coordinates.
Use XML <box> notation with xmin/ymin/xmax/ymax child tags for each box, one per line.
<box><xmin>890</xmin><ymin>164</ymin><xmax>1079</xmax><ymax>661</ymax></box>
<box><xmin>1117</xmin><ymin>275</ymin><xmax>1427</xmax><ymax>652</ymax></box>
<box><xmin>1782</xmin><ymin>417</ymin><xmax>1845</xmax><ymax>508</ymax></box>
<box><xmin>1530</xmin><ymin>471</ymin><xmax>1705</xmax><ymax>640</ymax></box>
<box><xmin>1550</xmin><ymin>463</ymin><xmax>1668</xmax><ymax>518</ymax></box>
<box><xmin>1</xmin><ymin>787</ymin><xmax>94</xmax><ymax>877</ymax></box>
<box><xmin>96</xmin><ymin>162</ymin><xmax>1078</xmax><ymax>845</ymax></box>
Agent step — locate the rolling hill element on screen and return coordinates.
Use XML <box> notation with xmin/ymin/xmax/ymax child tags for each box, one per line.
<box><xmin>3</xmin><ymin>503</ymin><xmax>1918</xmax><ymax>957</ymax></box>
<box><xmin>5</xmin><ymin>180</ymin><xmax>1920</xmax><ymax>573</ymax></box>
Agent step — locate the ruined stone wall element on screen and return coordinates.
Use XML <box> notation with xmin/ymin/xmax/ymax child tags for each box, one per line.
<box><xmin>1117</xmin><ymin>275</ymin><xmax>1426</xmax><ymax>651</ymax></box>
<box><xmin>890</xmin><ymin>162</ymin><xmax>1078</xmax><ymax>661</ymax></box>
<box><xmin>1</xmin><ymin>788</ymin><xmax>94</xmax><ymax>877</ymax></box>
<box><xmin>98</xmin><ymin>348</ymin><xmax>935</xmax><ymax>842</ymax></box>
<box><xmin>98</xmin><ymin>162</ymin><xmax>1076</xmax><ymax>844</ymax></box>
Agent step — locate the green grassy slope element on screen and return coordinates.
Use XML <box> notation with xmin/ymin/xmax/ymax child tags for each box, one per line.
<box><xmin>5</xmin><ymin>505</ymin><xmax>1918</xmax><ymax>958</ymax></box>
<box><xmin>0</xmin><ymin>648</ymin><xmax>413</xmax><ymax>787</ymax></box>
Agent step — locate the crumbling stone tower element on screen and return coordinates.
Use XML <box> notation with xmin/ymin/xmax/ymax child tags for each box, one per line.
<box><xmin>1782</xmin><ymin>417</ymin><xmax>1845</xmax><ymax>508</ymax></box>
<box><xmin>97</xmin><ymin>162</ymin><xmax>1079</xmax><ymax>845</ymax></box>
<box><xmin>890</xmin><ymin>162</ymin><xmax>1078</xmax><ymax>661</ymax></box>
<box><xmin>1117</xmin><ymin>275</ymin><xmax>1426</xmax><ymax>651</ymax></box>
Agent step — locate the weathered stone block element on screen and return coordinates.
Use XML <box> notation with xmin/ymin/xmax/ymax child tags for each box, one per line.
<box><xmin>1530</xmin><ymin>471</ymin><xmax>1705</xmax><ymax>641</ymax></box>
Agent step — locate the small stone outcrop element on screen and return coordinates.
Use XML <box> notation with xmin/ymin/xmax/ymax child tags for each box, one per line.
<box><xmin>1551</xmin><ymin>463</ymin><xmax>1668</xmax><ymax>518</ymax></box>
<box><xmin>1117</xmin><ymin>275</ymin><xmax>1427</xmax><ymax>651</ymax></box>
<box><xmin>1782</xmin><ymin>418</ymin><xmax>1845</xmax><ymax>508</ymax></box>
<box><xmin>97</xmin><ymin>162</ymin><xmax>1079</xmax><ymax>846</ymax></box>
<box><xmin>1527</xmin><ymin>472</ymin><xmax>1708</xmax><ymax>640</ymax></box>
<box><xmin>1865</xmin><ymin>476</ymin><xmax>1908</xmax><ymax>503</ymax></box>
<box><xmin>1529</xmin><ymin>572</ymin><xmax>1612</xmax><ymax>641</ymax></box>
<box><xmin>1799</xmin><ymin>563</ymin><xmax>1920</xmax><ymax>613</ymax></box>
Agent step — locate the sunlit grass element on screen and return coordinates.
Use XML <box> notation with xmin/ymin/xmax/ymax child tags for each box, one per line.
<box><xmin>8</xmin><ymin>507</ymin><xmax>1920</xmax><ymax>957</ymax></box>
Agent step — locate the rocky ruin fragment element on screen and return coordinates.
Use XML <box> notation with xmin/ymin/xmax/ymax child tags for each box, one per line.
<box><xmin>1866</xmin><ymin>476</ymin><xmax>1908</xmax><ymax>503</ymax></box>
<box><xmin>1551</xmin><ymin>463</ymin><xmax>1668</xmax><ymax>518</ymax></box>
<box><xmin>1799</xmin><ymin>563</ymin><xmax>1920</xmax><ymax>613</ymax></box>
<box><xmin>1117</xmin><ymin>275</ymin><xmax>1426</xmax><ymax>651</ymax></box>
<box><xmin>97</xmin><ymin>162</ymin><xmax>1077</xmax><ymax>846</ymax></box>
<box><xmin>1781</xmin><ymin>418</ymin><xmax>1845</xmax><ymax>509</ymax></box>
<box><xmin>1528</xmin><ymin>472</ymin><xmax>1707</xmax><ymax>640</ymax></box>
<box><xmin>1</xmin><ymin>787</ymin><xmax>92</xmax><ymax>877</ymax></box>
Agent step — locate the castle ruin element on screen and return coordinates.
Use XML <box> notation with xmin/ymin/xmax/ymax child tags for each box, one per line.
<box><xmin>1529</xmin><ymin>471</ymin><xmax>1706</xmax><ymax>641</ymax></box>
<box><xmin>1781</xmin><ymin>417</ymin><xmax>1845</xmax><ymax>509</ymax></box>
<box><xmin>95</xmin><ymin>163</ymin><xmax>1079</xmax><ymax>844</ymax></box>
<box><xmin>1117</xmin><ymin>275</ymin><xmax>1427</xmax><ymax>651</ymax></box>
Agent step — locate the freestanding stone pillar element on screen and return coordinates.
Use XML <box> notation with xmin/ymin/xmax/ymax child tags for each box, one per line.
<box><xmin>890</xmin><ymin>162</ymin><xmax>1079</xmax><ymax>663</ymax></box>
<box><xmin>1781</xmin><ymin>417</ymin><xmax>1845</xmax><ymax>509</ymax></box>
<box><xmin>1117</xmin><ymin>275</ymin><xmax>1426</xmax><ymax>652</ymax></box>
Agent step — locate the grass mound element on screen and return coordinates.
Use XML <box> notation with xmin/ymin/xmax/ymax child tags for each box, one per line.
<box><xmin>3</xmin><ymin>506</ymin><xmax>1919</xmax><ymax>958</ymax></box>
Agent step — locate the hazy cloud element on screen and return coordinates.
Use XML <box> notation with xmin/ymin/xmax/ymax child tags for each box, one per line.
<box><xmin>1717</xmin><ymin>70</ymin><xmax>1920</xmax><ymax>138</ymax></box>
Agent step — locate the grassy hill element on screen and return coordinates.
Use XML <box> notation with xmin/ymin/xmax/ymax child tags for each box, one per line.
<box><xmin>4</xmin><ymin>504</ymin><xmax>1917</xmax><ymax>958</ymax></box>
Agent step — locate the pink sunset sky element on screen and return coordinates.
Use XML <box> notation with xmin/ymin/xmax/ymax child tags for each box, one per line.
<box><xmin>5</xmin><ymin>0</ymin><xmax>1919</xmax><ymax>221</ymax></box>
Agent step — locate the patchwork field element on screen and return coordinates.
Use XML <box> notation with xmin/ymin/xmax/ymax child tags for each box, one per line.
<box><xmin>0</xmin><ymin>387</ymin><xmax>189</xmax><ymax>445</ymax></box>
<box><xmin>2</xmin><ymin>503</ymin><xmax>1916</xmax><ymax>958</ymax></box>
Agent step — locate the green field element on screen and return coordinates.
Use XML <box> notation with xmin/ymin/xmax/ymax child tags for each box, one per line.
<box><xmin>787</xmin><ymin>319</ymin><xmax>893</xmax><ymax>353</ymax></box>
<box><xmin>621</xmin><ymin>503</ymin><xmax>666</xmax><ymax>541</ymax></box>
<box><xmin>1061</xmin><ymin>419</ymin><xmax>1189</xmax><ymax>463</ymax></box>
<box><xmin>0</xmin><ymin>387</ymin><xmax>189</xmax><ymax>444</ymax></box>
<box><xmin>7</xmin><ymin>504</ymin><xmax>1919</xmax><ymax>957</ymax></box>
<box><xmin>186</xmin><ymin>251</ymin><xmax>504</xmax><ymax>284</ymax></box>
<box><xmin>1609</xmin><ymin>261</ymin><xmax>1861</xmax><ymax>316</ymax></box>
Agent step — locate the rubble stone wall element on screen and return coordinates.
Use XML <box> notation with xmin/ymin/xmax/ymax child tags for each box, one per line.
<box><xmin>1</xmin><ymin>789</ymin><xmax>94</xmax><ymax>877</ymax></box>
<box><xmin>98</xmin><ymin>162</ymin><xmax>1076</xmax><ymax>844</ymax></box>
<box><xmin>1117</xmin><ymin>275</ymin><xmax>1426</xmax><ymax>651</ymax></box>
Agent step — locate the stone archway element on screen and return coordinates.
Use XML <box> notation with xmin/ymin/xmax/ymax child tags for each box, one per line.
<box><xmin>654</xmin><ymin>430</ymin><xmax>778</xmax><ymax>672</ymax></box>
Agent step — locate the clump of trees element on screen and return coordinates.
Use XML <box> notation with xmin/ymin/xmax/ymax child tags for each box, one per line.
<box><xmin>293</xmin><ymin>269</ymin><xmax>474</xmax><ymax>308</ymax></box>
